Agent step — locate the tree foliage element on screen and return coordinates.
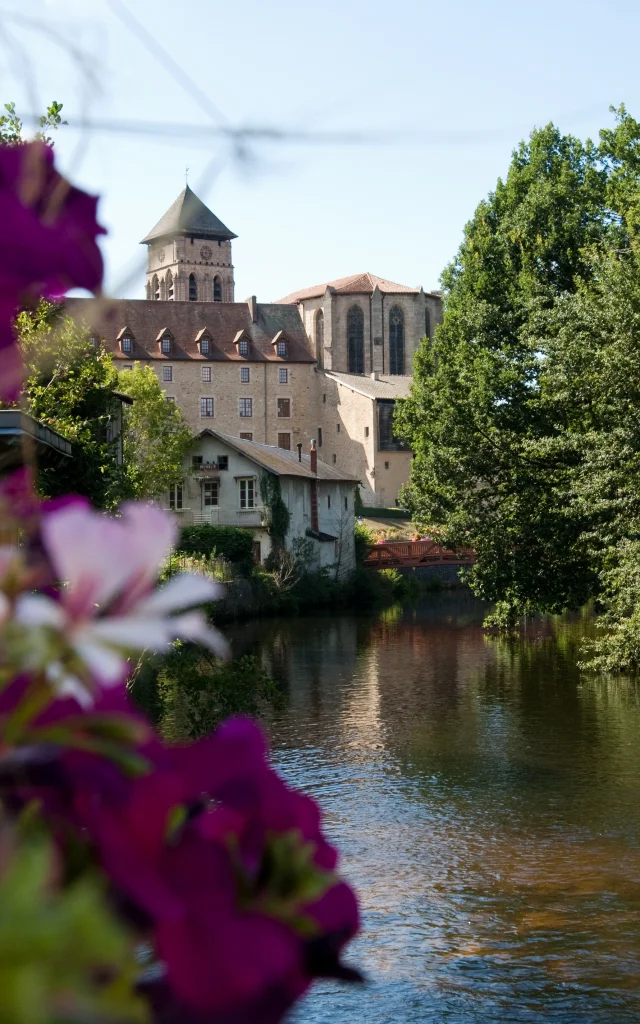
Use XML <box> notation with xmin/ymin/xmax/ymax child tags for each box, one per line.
<box><xmin>396</xmin><ymin>106</ymin><xmax>640</xmax><ymax>664</ymax></box>
<box><xmin>0</xmin><ymin>101</ymin><xmax>67</xmax><ymax>146</ymax></box>
<box><xmin>116</xmin><ymin>363</ymin><xmax>193</xmax><ymax>500</ymax></box>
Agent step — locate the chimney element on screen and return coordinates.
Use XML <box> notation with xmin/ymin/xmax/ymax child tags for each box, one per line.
<box><xmin>371</xmin><ymin>371</ymin><xmax>379</xmax><ymax>381</ymax></box>
<box><xmin>246</xmin><ymin>295</ymin><xmax>258</xmax><ymax>322</ymax></box>
<box><xmin>297</xmin><ymin>442</ymin><xmax>303</xmax><ymax>463</ymax></box>
<box><xmin>309</xmin><ymin>440</ymin><xmax>319</xmax><ymax>532</ymax></box>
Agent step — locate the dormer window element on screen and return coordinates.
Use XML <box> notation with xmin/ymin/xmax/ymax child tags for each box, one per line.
<box><xmin>121</xmin><ymin>335</ymin><xmax>132</xmax><ymax>355</ymax></box>
<box><xmin>161</xmin><ymin>336</ymin><xmax>171</xmax><ymax>356</ymax></box>
<box><xmin>272</xmin><ymin>331</ymin><xmax>289</xmax><ymax>359</ymax></box>
<box><xmin>277</xmin><ymin>340</ymin><xmax>287</xmax><ymax>358</ymax></box>
<box><xmin>89</xmin><ymin>333</ymin><xmax>99</xmax><ymax>348</ymax></box>
<box><xmin>201</xmin><ymin>336</ymin><xmax>210</xmax><ymax>356</ymax></box>
<box><xmin>239</xmin><ymin>339</ymin><xmax>249</xmax><ymax>357</ymax></box>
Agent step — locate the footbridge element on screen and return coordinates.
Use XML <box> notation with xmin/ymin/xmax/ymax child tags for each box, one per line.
<box><xmin>363</xmin><ymin>539</ymin><xmax>476</xmax><ymax>570</ymax></box>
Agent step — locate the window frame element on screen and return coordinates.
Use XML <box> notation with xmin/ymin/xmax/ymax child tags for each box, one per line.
<box><xmin>162</xmin><ymin>365</ymin><xmax>173</xmax><ymax>382</ymax></box>
<box><xmin>200</xmin><ymin>336</ymin><xmax>210</xmax><ymax>356</ymax></box>
<box><xmin>239</xmin><ymin>397</ymin><xmax>253</xmax><ymax>418</ymax></box>
<box><xmin>238</xmin><ymin>477</ymin><xmax>256</xmax><ymax>510</ymax></box>
<box><xmin>276</xmin><ymin>340</ymin><xmax>287</xmax><ymax>358</ymax></box>
<box><xmin>239</xmin><ymin>431</ymin><xmax>253</xmax><ymax>441</ymax></box>
<box><xmin>279</xmin><ymin>368</ymin><xmax>288</xmax><ymax>384</ymax></box>
<box><xmin>121</xmin><ymin>335</ymin><xmax>132</xmax><ymax>355</ymax></box>
<box><xmin>161</xmin><ymin>336</ymin><xmax>172</xmax><ymax>356</ymax></box>
<box><xmin>203</xmin><ymin>480</ymin><xmax>219</xmax><ymax>507</ymax></box>
<box><xmin>201</xmin><ymin>365</ymin><xmax>212</xmax><ymax>383</ymax></box>
<box><xmin>200</xmin><ymin>397</ymin><xmax>214</xmax><ymax>418</ymax></box>
<box><xmin>240</xmin><ymin>367</ymin><xmax>250</xmax><ymax>383</ymax></box>
<box><xmin>277</xmin><ymin>397</ymin><xmax>291</xmax><ymax>418</ymax></box>
<box><xmin>277</xmin><ymin>432</ymin><xmax>291</xmax><ymax>451</ymax></box>
<box><xmin>238</xmin><ymin>339</ymin><xmax>249</xmax><ymax>357</ymax></box>
<box><xmin>168</xmin><ymin>482</ymin><xmax>183</xmax><ymax>511</ymax></box>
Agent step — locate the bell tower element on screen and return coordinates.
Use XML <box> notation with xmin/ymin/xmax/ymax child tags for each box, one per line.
<box><xmin>141</xmin><ymin>185</ymin><xmax>237</xmax><ymax>302</ymax></box>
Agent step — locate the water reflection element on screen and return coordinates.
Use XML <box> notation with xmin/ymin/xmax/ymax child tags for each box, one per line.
<box><xmin>224</xmin><ymin>595</ymin><xmax>640</xmax><ymax>1023</ymax></box>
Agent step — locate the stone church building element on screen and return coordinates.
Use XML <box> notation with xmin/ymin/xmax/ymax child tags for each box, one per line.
<box><xmin>69</xmin><ymin>187</ymin><xmax>441</xmax><ymax>510</ymax></box>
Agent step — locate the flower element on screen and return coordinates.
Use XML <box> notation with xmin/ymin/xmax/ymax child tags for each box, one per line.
<box><xmin>9</xmin><ymin>500</ymin><xmax>227</xmax><ymax>704</ymax></box>
<box><xmin>0</xmin><ymin>141</ymin><xmax>106</xmax><ymax>399</ymax></box>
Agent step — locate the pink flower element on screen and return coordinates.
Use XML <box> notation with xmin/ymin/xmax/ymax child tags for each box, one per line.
<box><xmin>10</xmin><ymin>500</ymin><xmax>227</xmax><ymax>704</ymax></box>
<box><xmin>0</xmin><ymin>142</ymin><xmax>106</xmax><ymax>399</ymax></box>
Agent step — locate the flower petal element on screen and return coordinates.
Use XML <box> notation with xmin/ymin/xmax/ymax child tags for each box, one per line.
<box><xmin>15</xmin><ymin>592</ymin><xmax>67</xmax><ymax>629</ymax></box>
<box><xmin>135</xmin><ymin>573</ymin><xmax>223</xmax><ymax>617</ymax></box>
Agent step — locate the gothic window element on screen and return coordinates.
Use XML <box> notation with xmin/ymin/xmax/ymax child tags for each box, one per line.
<box><xmin>378</xmin><ymin>400</ymin><xmax>410</xmax><ymax>451</ymax></box>
<box><xmin>152</xmin><ymin>274</ymin><xmax>160</xmax><ymax>301</ymax></box>
<box><xmin>347</xmin><ymin>305</ymin><xmax>364</xmax><ymax>374</ymax></box>
<box><xmin>167</xmin><ymin>270</ymin><xmax>174</xmax><ymax>300</ymax></box>
<box><xmin>315</xmin><ymin>309</ymin><xmax>324</xmax><ymax>365</ymax></box>
<box><xmin>389</xmin><ymin>305</ymin><xmax>405</xmax><ymax>375</ymax></box>
<box><xmin>189</xmin><ymin>274</ymin><xmax>197</xmax><ymax>301</ymax></box>
<box><xmin>213</xmin><ymin>276</ymin><xmax>222</xmax><ymax>302</ymax></box>
<box><xmin>425</xmin><ymin>307</ymin><xmax>431</xmax><ymax>340</ymax></box>
<box><xmin>160</xmin><ymin>277</ymin><xmax>167</xmax><ymax>301</ymax></box>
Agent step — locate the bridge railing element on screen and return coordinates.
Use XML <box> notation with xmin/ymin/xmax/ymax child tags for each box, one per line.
<box><xmin>363</xmin><ymin>539</ymin><xmax>476</xmax><ymax>569</ymax></box>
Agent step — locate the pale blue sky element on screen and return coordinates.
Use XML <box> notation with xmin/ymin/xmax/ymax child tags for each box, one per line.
<box><xmin>1</xmin><ymin>0</ymin><xmax>639</xmax><ymax>301</ymax></box>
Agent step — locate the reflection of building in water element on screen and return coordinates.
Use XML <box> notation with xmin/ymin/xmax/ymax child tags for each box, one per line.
<box><xmin>337</xmin><ymin>649</ymin><xmax>385</xmax><ymax>754</ymax></box>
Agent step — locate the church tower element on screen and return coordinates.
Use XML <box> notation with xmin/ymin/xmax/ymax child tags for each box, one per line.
<box><xmin>141</xmin><ymin>186</ymin><xmax>237</xmax><ymax>302</ymax></box>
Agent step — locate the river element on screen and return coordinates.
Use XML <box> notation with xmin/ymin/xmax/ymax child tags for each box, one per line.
<box><xmin>224</xmin><ymin>593</ymin><xmax>640</xmax><ymax>1024</ymax></box>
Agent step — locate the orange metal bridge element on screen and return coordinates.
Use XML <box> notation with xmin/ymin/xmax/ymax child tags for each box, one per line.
<box><xmin>363</xmin><ymin>539</ymin><xmax>476</xmax><ymax>569</ymax></box>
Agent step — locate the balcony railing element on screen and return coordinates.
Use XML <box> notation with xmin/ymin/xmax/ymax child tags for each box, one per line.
<box><xmin>166</xmin><ymin>507</ymin><xmax>265</xmax><ymax>528</ymax></box>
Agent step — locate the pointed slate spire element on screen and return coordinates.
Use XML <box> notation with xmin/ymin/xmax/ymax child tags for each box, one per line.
<box><xmin>141</xmin><ymin>185</ymin><xmax>237</xmax><ymax>244</ymax></box>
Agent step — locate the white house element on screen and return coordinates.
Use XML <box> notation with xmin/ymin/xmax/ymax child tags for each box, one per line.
<box><xmin>165</xmin><ymin>430</ymin><xmax>359</xmax><ymax>575</ymax></box>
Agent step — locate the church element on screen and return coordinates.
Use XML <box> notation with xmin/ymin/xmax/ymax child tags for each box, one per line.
<box><xmin>70</xmin><ymin>185</ymin><xmax>442</xmax><ymax>511</ymax></box>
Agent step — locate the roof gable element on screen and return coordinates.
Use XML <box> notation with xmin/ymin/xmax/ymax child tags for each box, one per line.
<box><xmin>277</xmin><ymin>272</ymin><xmax>423</xmax><ymax>304</ymax></box>
<box><xmin>194</xmin><ymin>429</ymin><xmax>359</xmax><ymax>481</ymax></box>
<box><xmin>141</xmin><ymin>186</ymin><xmax>237</xmax><ymax>244</ymax></box>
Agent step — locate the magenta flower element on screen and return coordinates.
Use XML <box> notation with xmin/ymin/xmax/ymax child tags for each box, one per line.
<box><xmin>0</xmin><ymin>141</ymin><xmax>106</xmax><ymax>399</ymax></box>
<box><xmin>8</xmin><ymin>499</ymin><xmax>227</xmax><ymax>704</ymax></box>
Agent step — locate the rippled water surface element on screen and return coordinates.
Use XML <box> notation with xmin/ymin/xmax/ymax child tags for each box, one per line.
<box><xmin>226</xmin><ymin>595</ymin><xmax>640</xmax><ymax>1023</ymax></box>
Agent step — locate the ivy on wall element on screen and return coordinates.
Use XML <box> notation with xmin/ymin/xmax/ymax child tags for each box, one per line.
<box><xmin>260</xmin><ymin>473</ymin><xmax>291</xmax><ymax>554</ymax></box>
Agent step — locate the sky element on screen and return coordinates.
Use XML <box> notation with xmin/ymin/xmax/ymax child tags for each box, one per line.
<box><xmin>1</xmin><ymin>0</ymin><xmax>640</xmax><ymax>302</ymax></box>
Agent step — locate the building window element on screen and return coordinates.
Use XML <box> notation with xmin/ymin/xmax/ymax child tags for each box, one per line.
<box><xmin>152</xmin><ymin>274</ymin><xmax>159</xmax><ymax>301</ymax></box>
<box><xmin>378</xmin><ymin>400</ymin><xmax>409</xmax><ymax>451</ymax></box>
<box><xmin>327</xmin><ymin>494</ymin><xmax>331</xmax><ymax>509</ymax></box>
<box><xmin>279</xmin><ymin>368</ymin><xmax>288</xmax><ymax>384</ymax></box>
<box><xmin>200</xmin><ymin>397</ymin><xmax>214</xmax><ymax>417</ymax></box>
<box><xmin>347</xmin><ymin>304</ymin><xmax>364</xmax><ymax>374</ymax></box>
<box><xmin>167</xmin><ymin>270</ymin><xmax>174</xmax><ymax>300</ymax></box>
<box><xmin>385</xmin><ymin>461</ymin><xmax>390</xmax><ymax>469</ymax></box>
<box><xmin>240</xmin><ymin>367</ymin><xmax>250</xmax><ymax>383</ymax></box>
<box><xmin>239</xmin><ymin>478</ymin><xmax>256</xmax><ymax>509</ymax></box>
<box><xmin>277</xmin><ymin>340</ymin><xmax>287</xmax><ymax>358</ymax></box>
<box><xmin>201</xmin><ymin>366</ymin><xmax>211</xmax><ymax>382</ymax></box>
<box><xmin>315</xmin><ymin>308</ymin><xmax>324</xmax><ymax>354</ymax></box>
<box><xmin>239</xmin><ymin>431</ymin><xmax>253</xmax><ymax>441</ymax></box>
<box><xmin>425</xmin><ymin>307</ymin><xmax>431</xmax><ymax>340</ymax></box>
<box><xmin>203</xmin><ymin>481</ymin><xmax>219</xmax><ymax>507</ymax></box>
<box><xmin>122</xmin><ymin>364</ymin><xmax>132</xmax><ymax>371</ymax></box>
<box><xmin>200</xmin><ymin>336</ymin><xmax>210</xmax><ymax>356</ymax></box>
<box><xmin>165</xmin><ymin>396</ymin><xmax>175</xmax><ymax>404</ymax></box>
<box><xmin>162</xmin><ymin>365</ymin><xmax>172</xmax><ymax>382</ymax></box>
<box><xmin>89</xmin><ymin>333</ymin><xmax>98</xmax><ymax>348</ymax></box>
<box><xmin>323</xmin><ymin>393</ymin><xmax>326</xmax><ymax>403</ymax></box>
<box><xmin>168</xmin><ymin>483</ymin><xmax>183</xmax><ymax>510</ymax></box>
<box><xmin>218</xmin><ymin>455</ymin><xmax>228</xmax><ymax>470</ymax></box>
<box><xmin>121</xmin><ymin>335</ymin><xmax>132</xmax><ymax>354</ymax></box>
<box><xmin>213</xmin><ymin>276</ymin><xmax>222</xmax><ymax>302</ymax></box>
<box><xmin>277</xmin><ymin>433</ymin><xmax>291</xmax><ymax>450</ymax></box>
<box><xmin>192</xmin><ymin>455</ymin><xmax>203</xmax><ymax>469</ymax></box>
<box><xmin>189</xmin><ymin>274</ymin><xmax>197</xmax><ymax>301</ymax></box>
<box><xmin>344</xmin><ymin>495</ymin><xmax>348</xmax><ymax>511</ymax></box>
<box><xmin>239</xmin><ymin>339</ymin><xmax>249</xmax><ymax>357</ymax></box>
<box><xmin>365</xmin><ymin>426</ymin><xmax>369</xmax><ymax>437</ymax></box>
<box><xmin>161</xmin><ymin>336</ymin><xmax>171</xmax><ymax>355</ymax></box>
<box><xmin>389</xmin><ymin>305</ymin><xmax>405</xmax><ymax>375</ymax></box>
<box><xmin>336</xmin><ymin>423</ymin><xmax>340</xmax><ymax>433</ymax></box>
<box><xmin>277</xmin><ymin>398</ymin><xmax>290</xmax><ymax>418</ymax></box>
<box><xmin>318</xmin><ymin>427</ymin><xmax>323</xmax><ymax>447</ymax></box>
<box><xmin>332</xmin><ymin>454</ymin><xmax>337</xmax><ymax>465</ymax></box>
<box><xmin>239</xmin><ymin>398</ymin><xmax>253</xmax><ymax>417</ymax></box>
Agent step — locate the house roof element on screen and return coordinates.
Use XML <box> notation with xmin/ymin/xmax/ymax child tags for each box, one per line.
<box><xmin>197</xmin><ymin>429</ymin><xmax>360</xmax><ymax>482</ymax></box>
<box><xmin>323</xmin><ymin>371</ymin><xmax>413</xmax><ymax>400</ymax></box>
<box><xmin>277</xmin><ymin>272</ymin><xmax>424</xmax><ymax>304</ymax></box>
<box><xmin>64</xmin><ymin>299</ymin><xmax>315</xmax><ymax>364</ymax></box>
<box><xmin>140</xmin><ymin>186</ymin><xmax>237</xmax><ymax>244</ymax></box>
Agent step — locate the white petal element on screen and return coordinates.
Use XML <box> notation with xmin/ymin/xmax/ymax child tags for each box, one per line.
<box><xmin>0</xmin><ymin>591</ymin><xmax>9</xmax><ymax>625</ymax></box>
<box><xmin>135</xmin><ymin>574</ymin><xmax>223</xmax><ymax>617</ymax></box>
<box><xmin>119</xmin><ymin>503</ymin><xmax>178</xmax><ymax>605</ymax></box>
<box><xmin>83</xmin><ymin>616</ymin><xmax>173</xmax><ymax>651</ymax></box>
<box><xmin>15</xmin><ymin>593</ymin><xmax>67</xmax><ymax>629</ymax></box>
<box><xmin>46</xmin><ymin>662</ymin><xmax>94</xmax><ymax>708</ymax></box>
<box><xmin>42</xmin><ymin>506</ymin><xmax>131</xmax><ymax>613</ymax></box>
<box><xmin>172</xmin><ymin>611</ymin><xmax>230</xmax><ymax>659</ymax></box>
<box><xmin>72</xmin><ymin>635</ymin><xmax>128</xmax><ymax>685</ymax></box>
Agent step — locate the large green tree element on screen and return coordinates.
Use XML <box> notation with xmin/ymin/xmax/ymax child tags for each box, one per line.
<box><xmin>396</xmin><ymin>107</ymin><xmax>640</xmax><ymax>660</ymax></box>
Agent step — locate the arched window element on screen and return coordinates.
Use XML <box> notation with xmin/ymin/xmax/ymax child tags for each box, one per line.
<box><xmin>425</xmin><ymin>307</ymin><xmax>431</xmax><ymax>340</ymax></box>
<box><xmin>315</xmin><ymin>308</ymin><xmax>324</xmax><ymax>363</ymax></box>
<box><xmin>213</xmin><ymin>276</ymin><xmax>222</xmax><ymax>302</ymax></box>
<box><xmin>167</xmin><ymin>270</ymin><xmax>174</xmax><ymax>300</ymax></box>
<box><xmin>347</xmin><ymin>305</ymin><xmax>364</xmax><ymax>374</ymax></box>
<box><xmin>189</xmin><ymin>274</ymin><xmax>197</xmax><ymax>301</ymax></box>
<box><xmin>152</xmin><ymin>274</ymin><xmax>159</xmax><ymax>301</ymax></box>
<box><xmin>389</xmin><ymin>305</ymin><xmax>405</xmax><ymax>375</ymax></box>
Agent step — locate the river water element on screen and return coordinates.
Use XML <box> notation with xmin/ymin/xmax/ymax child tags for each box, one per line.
<box><xmin>225</xmin><ymin>594</ymin><xmax>640</xmax><ymax>1024</ymax></box>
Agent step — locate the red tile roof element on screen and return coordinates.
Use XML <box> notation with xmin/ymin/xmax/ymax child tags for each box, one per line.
<box><xmin>64</xmin><ymin>299</ymin><xmax>316</xmax><ymax>364</ymax></box>
<box><xmin>277</xmin><ymin>272</ymin><xmax>422</xmax><ymax>304</ymax></box>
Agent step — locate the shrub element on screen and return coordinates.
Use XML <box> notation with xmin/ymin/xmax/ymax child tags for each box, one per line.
<box><xmin>177</xmin><ymin>525</ymin><xmax>254</xmax><ymax>572</ymax></box>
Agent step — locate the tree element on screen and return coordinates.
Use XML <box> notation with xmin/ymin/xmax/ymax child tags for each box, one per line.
<box><xmin>0</xmin><ymin>101</ymin><xmax>67</xmax><ymax>146</ymax></box>
<box><xmin>17</xmin><ymin>303</ymin><xmax>129</xmax><ymax>508</ymax></box>
<box><xmin>396</xmin><ymin>107</ymin><xmax>640</xmax><ymax>654</ymax></box>
<box><xmin>116</xmin><ymin>363</ymin><xmax>193</xmax><ymax>500</ymax></box>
